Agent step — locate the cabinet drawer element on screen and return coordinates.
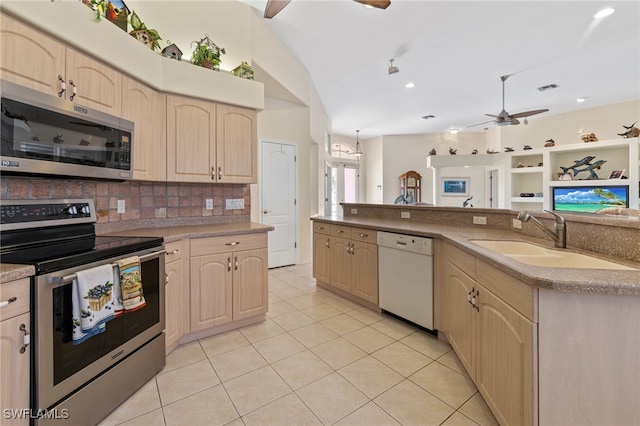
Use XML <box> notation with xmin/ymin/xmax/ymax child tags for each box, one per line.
<box><xmin>351</xmin><ymin>228</ymin><xmax>377</xmax><ymax>243</ymax></box>
<box><xmin>313</xmin><ymin>222</ymin><xmax>331</xmax><ymax>235</ymax></box>
<box><xmin>446</xmin><ymin>243</ymin><xmax>476</xmax><ymax>278</ymax></box>
<box><xmin>331</xmin><ymin>224</ymin><xmax>352</xmax><ymax>238</ymax></box>
<box><xmin>190</xmin><ymin>233</ymin><xmax>267</xmax><ymax>256</ymax></box>
<box><xmin>0</xmin><ymin>278</ymin><xmax>30</xmax><ymax>321</ymax></box>
<box><xmin>164</xmin><ymin>240</ymin><xmax>183</xmax><ymax>262</ymax></box>
<box><xmin>476</xmin><ymin>260</ymin><xmax>537</xmax><ymax>322</ymax></box>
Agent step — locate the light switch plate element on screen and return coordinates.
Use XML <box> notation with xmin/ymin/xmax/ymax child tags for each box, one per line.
<box><xmin>401</xmin><ymin>211</ymin><xmax>410</xmax><ymax>219</ymax></box>
<box><xmin>473</xmin><ymin>216</ymin><xmax>487</xmax><ymax>225</ymax></box>
<box><xmin>117</xmin><ymin>200</ymin><xmax>125</xmax><ymax>214</ymax></box>
<box><xmin>351</xmin><ymin>208</ymin><xmax>358</xmax><ymax>214</ymax></box>
<box><xmin>205</xmin><ymin>199</ymin><xmax>213</xmax><ymax>210</ymax></box>
<box><xmin>512</xmin><ymin>218</ymin><xmax>522</xmax><ymax>229</ymax></box>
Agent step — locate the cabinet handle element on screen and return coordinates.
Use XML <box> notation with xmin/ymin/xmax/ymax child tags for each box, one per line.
<box><xmin>165</xmin><ymin>273</ymin><xmax>169</xmax><ymax>285</ymax></box>
<box><xmin>472</xmin><ymin>289</ymin><xmax>480</xmax><ymax>312</ymax></box>
<box><xmin>19</xmin><ymin>324</ymin><xmax>30</xmax><ymax>354</ymax></box>
<box><xmin>68</xmin><ymin>80</ymin><xmax>77</xmax><ymax>101</ymax></box>
<box><xmin>218</xmin><ymin>166</ymin><xmax>222</xmax><ymax>180</ymax></box>
<box><xmin>326</xmin><ymin>239</ymin><xmax>330</xmax><ymax>248</ymax></box>
<box><xmin>234</xmin><ymin>256</ymin><xmax>239</xmax><ymax>270</ymax></box>
<box><xmin>57</xmin><ymin>75</ymin><xmax>66</xmax><ymax>97</ymax></box>
<box><xmin>0</xmin><ymin>296</ymin><xmax>17</xmax><ymax>308</ymax></box>
<box><xmin>318</xmin><ymin>226</ymin><xmax>325</xmax><ymax>230</ymax></box>
<box><xmin>467</xmin><ymin>287</ymin><xmax>474</xmax><ymax>304</ymax></box>
<box><xmin>211</xmin><ymin>167</ymin><xmax>215</xmax><ymax>180</ymax></box>
<box><xmin>225</xmin><ymin>241</ymin><xmax>240</xmax><ymax>246</ymax></box>
<box><xmin>359</xmin><ymin>233</ymin><xmax>368</xmax><ymax>238</ymax></box>
<box><xmin>227</xmin><ymin>257</ymin><xmax>231</xmax><ymax>271</ymax></box>
<box><xmin>167</xmin><ymin>249</ymin><xmax>179</xmax><ymax>255</ymax></box>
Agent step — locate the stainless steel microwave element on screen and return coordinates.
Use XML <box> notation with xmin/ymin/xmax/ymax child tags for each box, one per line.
<box><xmin>1</xmin><ymin>80</ymin><xmax>134</xmax><ymax>180</ymax></box>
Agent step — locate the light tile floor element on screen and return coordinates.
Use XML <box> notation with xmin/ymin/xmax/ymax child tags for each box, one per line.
<box><xmin>99</xmin><ymin>264</ymin><xmax>498</xmax><ymax>426</ymax></box>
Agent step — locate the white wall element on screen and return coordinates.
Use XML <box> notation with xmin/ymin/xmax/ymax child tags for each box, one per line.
<box><xmin>363</xmin><ymin>136</ymin><xmax>383</xmax><ymax>204</ymax></box>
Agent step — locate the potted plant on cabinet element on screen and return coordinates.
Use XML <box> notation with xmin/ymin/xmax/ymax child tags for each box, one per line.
<box><xmin>191</xmin><ymin>35</ymin><xmax>226</xmax><ymax>71</ymax></box>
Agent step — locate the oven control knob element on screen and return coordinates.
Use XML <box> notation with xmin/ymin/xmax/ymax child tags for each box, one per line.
<box><xmin>65</xmin><ymin>206</ymin><xmax>77</xmax><ymax>215</ymax></box>
<box><xmin>81</xmin><ymin>205</ymin><xmax>90</xmax><ymax>215</ymax></box>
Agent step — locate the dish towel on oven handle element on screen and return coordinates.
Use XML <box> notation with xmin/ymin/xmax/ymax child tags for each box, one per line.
<box><xmin>72</xmin><ymin>264</ymin><xmax>116</xmax><ymax>345</ymax></box>
<box><xmin>114</xmin><ymin>256</ymin><xmax>146</xmax><ymax>316</ymax></box>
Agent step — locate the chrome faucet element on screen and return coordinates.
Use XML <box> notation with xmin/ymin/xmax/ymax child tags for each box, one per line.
<box><xmin>517</xmin><ymin>210</ymin><xmax>566</xmax><ymax>248</ymax></box>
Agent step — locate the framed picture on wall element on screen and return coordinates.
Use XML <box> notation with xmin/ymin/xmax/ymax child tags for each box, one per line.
<box><xmin>442</xmin><ymin>178</ymin><xmax>469</xmax><ymax>196</ymax></box>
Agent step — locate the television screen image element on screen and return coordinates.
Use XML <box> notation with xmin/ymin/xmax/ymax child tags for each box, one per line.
<box><xmin>552</xmin><ymin>186</ymin><xmax>629</xmax><ymax>213</ymax></box>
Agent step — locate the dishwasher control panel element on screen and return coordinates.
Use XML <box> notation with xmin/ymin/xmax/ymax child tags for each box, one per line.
<box><xmin>377</xmin><ymin>231</ymin><xmax>433</xmax><ymax>255</ymax></box>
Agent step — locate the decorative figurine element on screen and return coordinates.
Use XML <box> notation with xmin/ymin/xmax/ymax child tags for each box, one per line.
<box><xmin>560</xmin><ymin>156</ymin><xmax>606</xmax><ymax>180</ymax></box>
<box><xmin>505</xmin><ymin>147</ymin><xmax>514</xmax><ymax>152</ymax></box>
<box><xmin>517</xmin><ymin>162</ymin><xmax>525</xmax><ymax>168</ymax></box>
<box><xmin>486</xmin><ymin>149</ymin><xmax>499</xmax><ymax>154</ymax></box>
<box><xmin>471</xmin><ymin>149</ymin><xmax>478</xmax><ymax>155</ymax></box>
<box><xmin>618</xmin><ymin>122</ymin><xmax>640</xmax><ymax>138</ymax></box>
<box><xmin>428</xmin><ymin>148</ymin><xmax>436</xmax><ymax>156</ymax></box>
<box><xmin>161</xmin><ymin>41</ymin><xmax>183</xmax><ymax>61</ymax></box>
<box><xmin>523</xmin><ymin>145</ymin><xmax>532</xmax><ymax>150</ymax></box>
<box><xmin>449</xmin><ymin>147</ymin><xmax>457</xmax><ymax>155</ymax></box>
<box><xmin>580</xmin><ymin>132</ymin><xmax>598</xmax><ymax>143</ymax></box>
<box><xmin>544</xmin><ymin>138</ymin><xmax>555</xmax><ymax>147</ymax></box>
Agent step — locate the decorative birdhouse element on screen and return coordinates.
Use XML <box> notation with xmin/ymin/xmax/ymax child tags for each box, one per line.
<box><xmin>231</xmin><ymin>61</ymin><xmax>254</xmax><ymax>80</ymax></box>
<box><xmin>162</xmin><ymin>42</ymin><xmax>183</xmax><ymax>61</ymax></box>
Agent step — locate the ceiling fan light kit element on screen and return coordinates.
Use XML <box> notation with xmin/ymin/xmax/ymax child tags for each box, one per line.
<box><xmin>388</xmin><ymin>59</ymin><xmax>399</xmax><ymax>75</ymax></box>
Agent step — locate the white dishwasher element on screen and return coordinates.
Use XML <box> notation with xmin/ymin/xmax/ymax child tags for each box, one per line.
<box><xmin>377</xmin><ymin>231</ymin><xmax>434</xmax><ymax>330</ymax></box>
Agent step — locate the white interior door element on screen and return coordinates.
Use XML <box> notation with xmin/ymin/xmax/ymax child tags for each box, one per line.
<box><xmin>261</xmin><ymin>141</ymin><xmax>297</xmax><ymax>268</ymax></box>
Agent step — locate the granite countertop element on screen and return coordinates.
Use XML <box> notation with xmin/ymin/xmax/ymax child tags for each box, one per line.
<box><xmin>0</xmin><ymin>222</ymin><xmax>273</xmax><ymax>284</ymax></box>
<box><xmin>311</xmin><ymin>215</ymin><xmax>640</xmax><ymax>296</ymax></box>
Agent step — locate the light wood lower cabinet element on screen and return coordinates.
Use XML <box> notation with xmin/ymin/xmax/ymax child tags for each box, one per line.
<box><xmin>313</xmin><ymin>224</ymin><xmax>378</xmax><ymax>306</ymax></box>
<box><xmin>189</xmin><ymin>234</ymin><xmax>268</xmax><ymax>332</ymax></box>
<box><xmin>164</xmin><ymin>240</ymin><xmax>186</xmax><ymax>354</ymax></box>
<box><xmin>437</xmin><ymin>242</ymin><xmax>536</xmax><ymax>426</ymax></box>
<box><xmin>0</xmin><ymin>278</ymin><xmax>30</xmax><ymax>426</ymax></box>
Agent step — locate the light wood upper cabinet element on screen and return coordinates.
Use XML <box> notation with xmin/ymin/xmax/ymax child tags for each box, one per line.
<box><xmin>0</xmin><ymin>13</ymin><xmax>65</xmax><ymax>95</ymax></box>
<box><xmin>122</xmin><ymin>76</ymin><xmax>167</xmax><ymax>181</ymax></box>
<box><xmin>216</xmin><ymin>104</ymin><xmax>257</xmax><ymax>184</ymax></box>
<box><xmin>0</xmin><ymin>278</ymin><xmax>30</xmax><ymax>426</ymax></box>
<box><xmin>166</xmin><ymin>94</ymin><xmax>217</xmax><ymax>183</ymax></box>
<box><xmin>65</xmin><ymin>48</ymin><xmax>121</xmax><ymax>115</ymax></box>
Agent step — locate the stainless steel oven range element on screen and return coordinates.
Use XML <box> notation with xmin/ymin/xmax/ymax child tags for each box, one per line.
<box><xmin>0</xmin><ymin>199</ymin><xmax>165</xmax><ymax>426</ymax></box>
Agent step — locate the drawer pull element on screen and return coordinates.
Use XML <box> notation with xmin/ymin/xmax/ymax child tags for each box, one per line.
<box><xmin>336</xmin><ymin>230</ymin><xmax>345</xmax><ymax>234</ymax></box>
<box><xmin>318</xmin><ymin>226</ymin><xmax>325</xmax><ymax>230</ymax></box>
<box><xmin>225</xmin><ymin>241</ymin><xmax>241</xmax><ymax>246</ymax></box>
<box><xmin>20</xmin><ymin>324</ymin><xmax>30</xmax><ymax>354</ymax></box>
<box><xmin>359</xmin><ymin>233</ymin><xmax>368</xmax><ymax>238</ymax></box>
<box><xmin>0</xmin><ymin>296</ymin><xmax>17</xmax><ymax>308</ymax></box>
<box><xmin>167</xmin><ymin>249</ymin><xmax>179</xmax><ymax>255</ymax></box>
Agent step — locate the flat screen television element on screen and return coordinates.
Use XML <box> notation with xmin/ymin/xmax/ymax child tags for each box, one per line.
<box><xmin>552</xmin><ymin>186</ymin><xmax>629</xmax><ymax>213</ymax></box>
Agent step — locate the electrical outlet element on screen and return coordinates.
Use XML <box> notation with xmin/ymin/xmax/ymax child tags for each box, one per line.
<box><xmin>473</xmin><ymin>216</ymin><xmax>487</xmax><ymax>225</ymax></box>
<box><xmin>350</xmin><ymin>208</ymin><xmax>358</xmax><ymax>215</ymax></box>
<box><xmin>117</xmin><ymin>199</ymin><xmax>125</xmax><ymax>214</ymax></box>
<box><xmin>512</xmin><ymin>218</ymin><xmax>523</xmax><ymax>229</ymax></box>
<box><xmin>205</xmin><ymin>199</ymin><xmax>213</xmax><ymax>210</ymax></box>
<box><xmin>225</xmin><ymin>199</ymin><xmax>245</xmax><ymax>210</ymax></box>
<box><xmin>401</xmin><ymin>211</ymin><xmax>410</xmax><ymax>219</ymax></box>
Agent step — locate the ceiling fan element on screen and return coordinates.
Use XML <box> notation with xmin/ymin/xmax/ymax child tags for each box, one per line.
<box><xmin>264</xmin><ymin>0</ymin><xmax>390</xmax><ymax>19</ymax></box>
<box><xmin>468</xmin><ymin>75</ymin><xmax>549</xmax><ymax>128</ymax></box>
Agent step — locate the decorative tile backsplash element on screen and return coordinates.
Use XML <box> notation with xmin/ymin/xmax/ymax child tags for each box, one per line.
<box><xmin>1</xmin><ymin>176</ymin><xmax>250</xmax><ymax>224</ymax></box>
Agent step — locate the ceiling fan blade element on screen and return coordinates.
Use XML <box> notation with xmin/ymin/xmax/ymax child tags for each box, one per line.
<box><xmin>510</xmin><ymin>109</ymin><xmax>549</xmax><ymax>119</ymax></box>
<box><xmin>354</xmin><ymin>0</ymin><xmax>391</xmax><ymax>10</ymax></box>
<box><xmin>485</xmin><ymin>114</ymin><xmax>499</xmax><ymax>118</ymax></box>
<box><xmin>264</xmin><ymin>0</ymin><xmax>291</xmax><ymax>18</ymax></box>
<box><xmin>467</xmin><ymin>120</ymin><xmax>494</xmax><ymax>128</ymax></box>
<box><xmin>510</xmin><ymin>117</ymin><xmax>520</xmax><ymax>125</ymax></box>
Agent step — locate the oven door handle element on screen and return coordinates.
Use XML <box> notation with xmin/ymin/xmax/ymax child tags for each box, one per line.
<box><xmin>49</xmin><ymin>249</ymin><xmax>166</xmax><ymax>284</ymax></box>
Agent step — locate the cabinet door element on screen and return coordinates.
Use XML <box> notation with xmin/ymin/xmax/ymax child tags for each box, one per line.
<box><xmin>165</xmin><ymin>257</ymin><xmax>184</xmax><ymax>353</ymax></box>
<box><xmin>351</xmin><ymin>241</ymin><xmax>378</xmax><ymax>304</ymax></box>
<box><xmin>445</xmin><ymin>262</ymin><xmax>476</xmax><ymax>379</ymax></box>
<box><xmin>330</xmin><ymin>236</ymin><xmax>352</xmax><ymax>292</ymax></box>
<box><xmin>216</xmin><ymin>104</ymin><xmax>257</xmax><ymax>183</ymax></box>
<box><xmin>122</xmin><ymin>76</ymin><xmax>167</xmax><ymax>181</ymax></box>
<box><xmin>476</xmin><ymin>285</ymin><xmax>535</xmax><ymax>426</ymax></box>
<box><xmin>312</xmin><ymin>232</ymin><xmax>331</xmax><ymax>284</ymax></box>
<box><xmin>65</xmin><ymin>48</ymin><xmax>121</xmax><ymax>115</ymax></box>
<box><xmin>0</xmin><ymin>312</ymin><xmax>30</xmax><ymax>426</ymax></box>
<box><xmin>190</xmin><ymin>253</ymin><xmax>232</xmax><ymax>331</ymax></box>
<box><xmin>0</xmin><ymin>13</ymin><xmax>65</xmax><ymax>95</ymax></box>
<box><xmin>233</xmin><ymin>248</ymin><xmax>268</xmax><ymax>321</ymax></box>
<box><xmin>166</xmin><ymin>95</ymin><xmax>217</xmax><ymax>182</ymax></box>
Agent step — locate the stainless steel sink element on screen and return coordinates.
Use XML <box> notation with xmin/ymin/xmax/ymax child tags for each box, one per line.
<box><xmin>471</xmin><ymin>240</ymin><xmax>637</xmax><ymax>270</ymax></box>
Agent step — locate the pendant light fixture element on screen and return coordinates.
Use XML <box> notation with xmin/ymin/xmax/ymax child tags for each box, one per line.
<box><xmin>354</xmin><ymin>130</ymin><xmax>363</xmax><ymax>159</ymax></box>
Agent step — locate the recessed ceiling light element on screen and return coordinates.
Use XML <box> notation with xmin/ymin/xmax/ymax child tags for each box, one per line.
<box><xmin>577</xmin><ymin>97</ymin><xmax>589</xmax><ymax>103</ymax></box>
<box><xmin>449</xmin><ymin>129</ymin><xmax>459</xmax><ymax>135</ymax></box>
<box><xmin>405</xmin><ymin>82</ymin><xmax>416</xmax><ymax>88</ymax></box>
<box><xmin>594</xmin><ymin>7</ymin><xmax>615</xmax><ymax>19</ymax></box>
<box><xmin>537</xmin><ymin>83</ymin><xmax>559</xmax><ymax>92</ymax></box>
